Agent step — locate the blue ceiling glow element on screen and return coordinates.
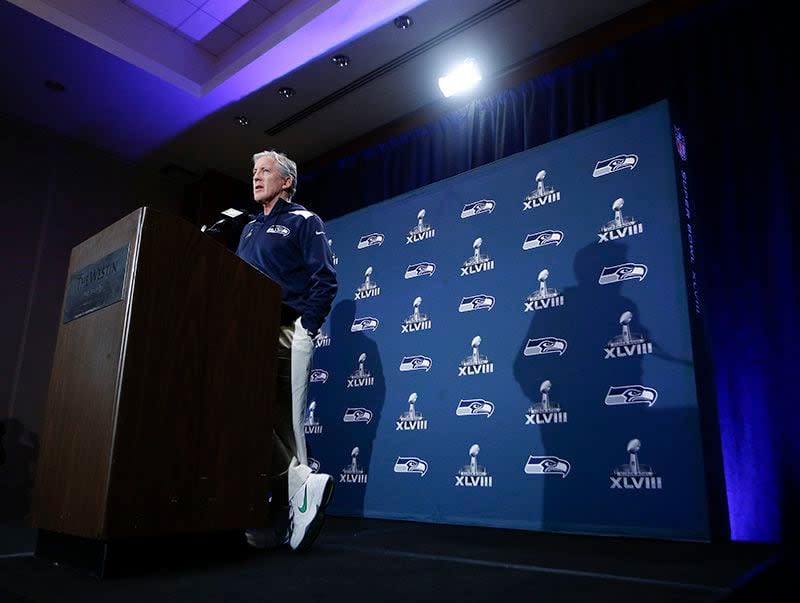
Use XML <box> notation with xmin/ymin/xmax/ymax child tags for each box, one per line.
<box><xmin>0</xmin><ymin>0</ymin><xmax>428</xmax><ymax>160</ymax></box>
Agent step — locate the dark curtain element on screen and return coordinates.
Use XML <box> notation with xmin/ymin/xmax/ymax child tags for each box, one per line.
<box><xmin>300</xmin><ymin>0</ymin><xmax>798</xmax><ymax>544</ymax></box>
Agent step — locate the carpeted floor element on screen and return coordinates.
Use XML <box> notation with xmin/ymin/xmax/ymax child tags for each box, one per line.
<box><xmin>0</xmin><ymin>517</ymin><xmax>787</xmax><ymax>602</ymax></box>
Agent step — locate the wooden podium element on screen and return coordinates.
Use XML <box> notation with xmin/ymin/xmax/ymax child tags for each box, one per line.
<box><xmin>31</xmin><ymin>207</ymin><xmax>280</xmax><ymax>560</ymax></box>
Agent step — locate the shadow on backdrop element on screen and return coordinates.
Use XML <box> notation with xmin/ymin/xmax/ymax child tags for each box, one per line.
<box><xmin>513</xmin><ymin>242</ymin><xmax>650</xmax><ymax>532</ymax></box>
<box><xmin>308</xmin><ymin>299</ymin><xmax>385</xmax><ymax>518</ymax></box>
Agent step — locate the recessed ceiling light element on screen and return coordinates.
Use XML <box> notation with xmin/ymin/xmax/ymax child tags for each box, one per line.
<box><xmin>277</xmin><ymin>87</ymin><xmax>296</xmax><ymax>99</ymax></box>
<box><xmin>438</xmin><ymin>59</ymin><xmax>482</xmax><ymax>98</ymax></box>
<box><xmin>331</xmin><ymin>55</ymin><xmax>350</xmax><ymax>68</ymax></box>
<box><xmin>234</xmin><ymin>115</ymin><xmax>249</xmax><ymax>127</ymax></box>
<box><xmin>44</xmin><ymin>80</ymin><xmax>65</xmax><ymax>92</ymax></box>
<box><xmin>394</xmin><ymin>15</ymin><xmax>413</xmax><ymax>29</ymax></box>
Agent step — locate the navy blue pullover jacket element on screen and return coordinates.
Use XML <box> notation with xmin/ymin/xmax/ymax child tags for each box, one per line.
<box><xmin>235</xmin><ymin>198</ymin><xmax>337</xmax><ymax>334</ymax></box>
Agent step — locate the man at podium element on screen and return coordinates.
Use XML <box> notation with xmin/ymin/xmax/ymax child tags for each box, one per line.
<box><xmin>235</xmin><ymin>150</ymin><xmax>338</xmax><ymax>552</ymax></box>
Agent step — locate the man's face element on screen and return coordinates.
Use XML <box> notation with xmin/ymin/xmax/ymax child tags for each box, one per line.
<box><xmin>253</xmin><ymin>155</ymin><xmax>291</xmax><ymax>204</ymax></box>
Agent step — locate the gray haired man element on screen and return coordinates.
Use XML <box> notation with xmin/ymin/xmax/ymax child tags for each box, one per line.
<box><xmin>236</xmin><ymin>150</ymin><xmax>337</xmax><ymax>551</ymax></box>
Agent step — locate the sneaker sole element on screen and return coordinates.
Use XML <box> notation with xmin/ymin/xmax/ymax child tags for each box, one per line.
<box><xmin>321</xmin><ymin>475</ymin><xmax>335</xmax><ymax>510</ymax></box>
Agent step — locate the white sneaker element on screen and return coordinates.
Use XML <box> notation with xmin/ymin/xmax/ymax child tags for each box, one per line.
<box><xmin>288</xmin><ymin>473</ymin><xmax>335</xmax><ymax>551</ymax></box>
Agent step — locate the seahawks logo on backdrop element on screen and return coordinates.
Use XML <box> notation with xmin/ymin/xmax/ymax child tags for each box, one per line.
<box><xmin>343</xmin><ymin>408</ymin><xmax>373</xmax><ymax>423</ymax></box>
<box><xmin>605</xmin><ymin>385</ymin><xmax>658</xmax><ymax>407</ymax></box>
<box><xmin>357</xmin><ymin>233</ymin><xmax>385</xmax><ymax>249</ymax></box>
<box><xmin>460</xmin><ymin>199</ymin><xmax>496</xmax><ymax>219</ymax></box>
<box><xmin>351</xmin><ymin>317</ymin><xmax>380</xmax><ymax>332</ymax></box>
<box><xmin>405</xmin><ymin>263</ymin><xmax>436</xmax><ymax>279</ymax></box>
<box><xmin>394</xmin><ymin>457</ymin><xmax>429</xmax><ymax>476</ymax></box>
<box><xmin>523</xmin><ymin>230</ymin><xmax>564</xmax><ymax>250</ymax></box>
<box><xmin>456</xmin><ymin>399</ymin><xmax>495</xmax><ymax>417</ymax></box>
<box><xmin>523</xmin><ymin>337</ymin><xmax>568</xmax><ymax>357</ymax></box>
<box><xmin>458</xmin><ymin>294</ymin><xmax>495</xmax><ymax>313</ymax></box>
<box><xmin>266</xmin><ymin>225</ymin><xmax>291</xmax><ymax>236</ymax></box>
<box><xmin>524</xmin><ymin>456</ymin><xmax>571</xmax><ymax>478</ymax></box>
<box><xmin>399</xmin><ymin>355</ymin><xmax>432</xmax><ymax>372</ymax></box>
<box><xmin>593</xmin><ymin>154</ymin><xmax>638</xmax><ymax>177</ymax></box>
<box><xmin>309</xmin><ymin>369</ymin><xmax>329</xmax><ymax>383</ymax></box>
<box><xmin>598</xmin><ymin>263</ymin><xmax>648</xmax><ymax>285</ymax></box>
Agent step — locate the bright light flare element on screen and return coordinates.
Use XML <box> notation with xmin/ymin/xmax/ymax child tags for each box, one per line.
<box><xmin>438</xmin><ymin>59</ymin><xmax>482</xmax><ymax>97</ymax></box>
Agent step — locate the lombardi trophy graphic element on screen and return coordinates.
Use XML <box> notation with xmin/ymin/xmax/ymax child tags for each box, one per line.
<box><xmin>613</xmin><ymin>198</ymin><xmax>625</xmax><ymax>228</ymax></box>
<box><xmin>459</xmin><ymin>444</ymin><xmax>487</xmax><ymax>477</ymax></box>
<box><xmin>628</xmin><ymin>439</ymin><xmax>640</xmax><ymax>474</ymax></box>
<box><xmin>468</xmin><ymin>336</ymin><xmax>488</xmax><ymax>365</ymax></box>
<box><xmin>526</xmin><ymin>269</ymin><xmax>561</xmax><ymax>306</ymax></box>
<box><xmin>606</xmin><ymin>311</ymin><xmax>652</xmax><ymax>357</ymax></box>
<box><xmin>469</xmin><ymin>444</ymin><xmax>479</xmax><ymax>474</ymax></box>
<box><xmin>530</xmin><ymin>379</ymin><xmax>563</xmax><ymax>414</ymax></box>
<box><xmin>608</xmin><ymin>311</ymin><xmax>646</xmax><ymax>347</ymax></box>
<box><xmin>358</xmin><ymin>353</ymin><xmax>367</xmax><ymax>377</ymax></box>
<box><xmin>611</xmin><ymin>439</ymin><xmax>661</xmax><ymax>488</ymax></box>
<box><xmin>399</xmin><ymin>392</ymin><xmax>426</xmax><ymax>424</ymax></box>
<box><xmin>460</xmin><ymin>335</ymin><xmax>492</xmax><ymax>374</ymax></box>
<box><xmin>536</xmin><ymin>170</ymin><xmax>547</xmax><ymax>196</ymax></box>
<box><xmin>413</xmin><ymin>296</ymin><xmax>422</xmax><ymax>322</ymax></box>
<box><xmin>414</xmin><ymin>209</ymin><xmax>427</xmax><ymax>234</ymax></box>
<box><xmin>403</xmin><ymin>296</ymin><xmax>430</xmax><ymax>331</ymax></box>
<box><xmin>538</xmin><ymin>269</ymin><xmax>549</xmax><ymax>298</ymax></box>
<box><xmin>344</xmin><ymin>446</ymin><xmax>362</xmax><ymax>474</ymax></box>
<box><xmin>621</xmin><ymin>311</ymin><xmax>633</xmax><ymax>344</ymax></box>
<box><xmin>613</xmin><ymin>438</ymin><xmax>655</xmax><ymax>477</ymax></box>
<box><xmin>305</xmin><ymin>400</ymin><xmax>317</xmax><ymax>426</ymax></box>
<box><xmin>364</xmin><ymin>266</ymin><xmax>373</xmax><ymax>289</ymax></box>
<box><xmin>599</xmin><ymin>197</ymin><xmax>643</xmax><ymax>240</ymax></box>
<box><xmin>539</xmin><ymin>380</ymin><xmax>551</xmax><ymax>412</ymax></box>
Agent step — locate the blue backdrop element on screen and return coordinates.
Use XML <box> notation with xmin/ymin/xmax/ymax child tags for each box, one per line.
<box><xmin>299</xmin><ymin>1</ymin><xmax>798</xmax><ymax>544</ymax></box>
<box><xmin>306</xmin><ymin>101</ymin><xmax>721</xmax><ymax>541</ymax></box>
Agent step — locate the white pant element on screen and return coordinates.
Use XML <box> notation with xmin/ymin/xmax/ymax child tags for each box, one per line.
<box><xmin>275</xmin><ymin>317</ymin><xmax>313</xmax><ymax>500</ymax></box>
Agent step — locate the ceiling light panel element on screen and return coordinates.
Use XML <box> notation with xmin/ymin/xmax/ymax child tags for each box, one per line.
<box><xmin>254</xmin><ymin>0</ymin><xmax>292</xmax><ymax>12</ymax></box>
<box><xmin>125</xmin><ymin>0</ymin><xmax>196</xmax><ymax>29</ymax></box>
<box><xmin>178</xmin><ymin>10</ymin><xmax>220</xmax><ymax>41</ymax></box>
<box><xmin>198</xmin><ymin>23</ymin><xmax>242</xmax><ymax>55</ymax></box>
<box><xmin>225</xmin><ymin>1</ymin><xmax>271</xmax><ymax>35</ymax></box>
<box><xmin>202</xmin><ymin>0</ymin><xmax>250</xmax><ymax>22</ymax></box>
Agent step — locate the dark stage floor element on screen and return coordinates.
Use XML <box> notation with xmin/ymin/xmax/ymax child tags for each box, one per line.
<box><xmin>0</xmin><ymin>517</ymin><xmax>788</xmax><ymax>602</ymax></box>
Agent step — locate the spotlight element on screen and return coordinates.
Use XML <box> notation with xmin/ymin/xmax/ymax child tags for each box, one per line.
<box><xmin>331</xmin><ymin>55</ymin><xmax>350</xmax><ymax>68</ymax></box>
<box><xmin>277</xmin><ymin>87</ymin><xmax>296</xmax><ymax>99</ymax></box>
<box><xmin>438</xmin><ymin>59</ymin><xmax>482</xmax><ymax>98</ymax></box>
<box><xmin>234</xmin><ymin>115</ymin><xmax>249</xmax><ymax>127</ymax></box>
<box><xmin>394</xmin><ymin>15</ymin><xmax>413</xmax><ymax>29</ymax></box>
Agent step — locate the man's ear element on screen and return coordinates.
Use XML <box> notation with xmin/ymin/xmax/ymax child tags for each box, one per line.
<box><xmin>283</xmin><ymin>176</ymin><xmax>294</xmax><ymax>193</ymax></box>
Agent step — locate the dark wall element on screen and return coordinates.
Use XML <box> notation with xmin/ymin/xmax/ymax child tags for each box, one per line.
<box><xmin>0</xmin><ymin>114</ymin><xmax>187</xmax><ymax>528</ymax></box>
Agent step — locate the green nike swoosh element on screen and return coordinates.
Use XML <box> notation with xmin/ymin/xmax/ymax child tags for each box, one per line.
<box><xmin>298</xmin><ymin>486</ymin><xmax>308</xmax><ymax>513</ymax></box>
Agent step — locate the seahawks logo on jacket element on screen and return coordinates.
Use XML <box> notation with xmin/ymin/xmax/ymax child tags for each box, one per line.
<box><xmin>266</xmin><ymin>225</ymin><xmax>291</xmax><ymax>236</ymax></box>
